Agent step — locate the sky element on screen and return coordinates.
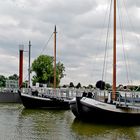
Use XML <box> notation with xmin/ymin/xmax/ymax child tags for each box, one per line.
<box><xmin>0</xmin><ymin>0</ymin><xmax>140</xmax><ymax>86</ymax></box>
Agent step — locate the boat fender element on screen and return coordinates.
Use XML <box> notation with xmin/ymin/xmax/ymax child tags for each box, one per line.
<box><xmin>96</xmin><ymin>80</ymin><xmax>105</xmax><ymax>90</ymax></box>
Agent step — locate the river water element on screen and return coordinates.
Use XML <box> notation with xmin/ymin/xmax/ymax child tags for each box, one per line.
<box><xmin>0</xmin><ymin>104</ymin><xmax>140</xmax><ymax>140</ymax></box>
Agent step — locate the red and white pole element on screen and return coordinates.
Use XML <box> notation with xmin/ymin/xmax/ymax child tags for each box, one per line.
<box><xmin>19</xmin><ymin>45</ymin><xmax>24</xmax><ymax>89</ymax></box>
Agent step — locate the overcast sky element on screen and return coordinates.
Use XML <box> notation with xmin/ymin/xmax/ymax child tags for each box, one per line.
<box><xmin>0</xmin><ymin>0</ymin><xmax>140</xmax><ymax>86</ymax></box>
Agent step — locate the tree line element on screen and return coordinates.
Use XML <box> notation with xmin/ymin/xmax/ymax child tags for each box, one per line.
<box><xmin>1</xmin><ymin>54</ymin><xmax>140</xmax><ymax>90</ymax></box>
<box><xmin>0</xmin><ymin>74</ymin><xmax>18</xmax><ymax>87</ymax></box>
<box><xmin>62</xmin><ymin>82</ymin><xmax>94</xmax><ymax>89</ymax></box>
<box><xmin>0</xmin><ymin>55</ymin><xmax>65</xmax><ymax>88</ymax></box>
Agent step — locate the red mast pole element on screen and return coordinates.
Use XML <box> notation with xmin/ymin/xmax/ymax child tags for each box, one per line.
<box><xmin>19</xmin><ymin>45</ymin><xmax>24</xmax><ymax>89</ymax></box>
<box><xmin>112</xmin><ymin>0</ymin><xmax>116</xmax><ymax>100</ymax></box>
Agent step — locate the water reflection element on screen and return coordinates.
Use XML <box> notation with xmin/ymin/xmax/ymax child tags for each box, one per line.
<box><xmin>0</xmin><ymin>104</ymin><xmax>139</xmax><ymax>140</ymax></box>
<box><xmin>71</xmin><ymin>118</ymin><xmax>140</xmax><ymax>140</ymax></box>
<box><xmin>18</xmin><ymin>108</ymin><xmax>75</xmax><ymax>140</ymax></box>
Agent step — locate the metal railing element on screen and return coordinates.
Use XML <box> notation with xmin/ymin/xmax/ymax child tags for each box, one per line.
<box><xmin>21</xmin><ymin>87</ymin><xmax>140</xmax><ymax>106</ymax></box>
<box><xmin>21</xmin><ymin>87</ymin><xmax>90</xmax><ymax>100</ymax></box>
<box><xmin>78</xmin><ymin>89</ymin><xmax>140</xmax><ymax>107</ymax></box>
<box><xmin>116</xmin><ymin>91</ymin><xmax>140</xmax><ymax>107</ymax></box>
<box><xmin>0</xmin><ymin>88</ymin><xmax>19</xmax><ymax>93</ymax></box>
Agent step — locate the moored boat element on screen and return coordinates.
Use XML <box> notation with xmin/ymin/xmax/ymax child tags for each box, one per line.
<box><xmin>70</xmin><ymin>0</ymin><xmax>140</xmax><ymax>124</ymax></box>
<box><xmin>19</xmin><ymin>91</ymin><xmax>70</xmax><ymax>109</ymax></box>
<box><xmin>19</xmin><ymin>26</ymin><xmax>76</xmax><ymax>109</ymax></box>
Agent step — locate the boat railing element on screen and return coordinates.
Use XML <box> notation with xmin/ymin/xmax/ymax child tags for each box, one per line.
<box><xmin>22</xmin><ymin>87</ymin><xmax>82</xmax><ymax>99</ymax></box>
<box><xmin>23</xmin><ymin>87</ymin><xmax>140</xmax><ymax>103</ymax></box>
<box><xmin>116</xmin><ymin>91</ymin><xmax>140</xmax><ymax>107</ymax></box>
<box><xmin>81</xmin><ymin>89</ymin><xmax>140</xmax><ymax>107</ymax></box>
<box><xmin>78</xmin><ymin>89</ymin><xmax>108</xmax><ymax>101</ymax></box>
<box><xmin>45</xmin><ymin>88</ymin><xmax>77</xmax><ymax>99</ymax></box>
<box><xmin>92</xmin><ymin>90</ymin><xmax>108</xmax><ymax>102</ymax></box>
<box><xmin>75</xmin><ymin>88</ymin><xmax>103</xmax><ymax>99</ymax></box>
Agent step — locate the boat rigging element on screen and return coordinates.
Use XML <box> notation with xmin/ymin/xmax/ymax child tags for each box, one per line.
<box><xmin>70</xmin><ymin>0</ymin><xmax>140</xmax><ymax>124</ymax></box>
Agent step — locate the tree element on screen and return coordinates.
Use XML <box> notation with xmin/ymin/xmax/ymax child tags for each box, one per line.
<box><xmin>31</xmin><ymin>55</ymin><xmax>65</xmax><ymax>87</ymax></box>
<box><xmin>69</xmin><ymin>82</ymin><xmax>74</xmax><ymax>88</ymax></box>
<box><xmin>62</xmin><ymin>84</ymin><xmax>67</xmax><ymax>88</ymax></box>
<box><xmin>8</xmin><ymin>74</ymin><xmax>19</xmax><ymax>80</ymax></box>
<box><xmin>76</xmin><ymin>83</ymin><xmax>81</xmax><ymax>89</ymax></box>
<box><xmin>87</xmin><ymin>84</ymin><xmax>93</xmax><ymax>89</ymax></box>
<box><xmin>0</xmin><ymin>75</ymin><xmax>6</xmax><ymax>87</ymax></box>
<box><xmin>22</xmin><ymin>80</ymin><xmax>28</xmax><ymax>88</ymax></box>
<box><xmin>105</xmin><ymin>83</ymin><xmax>111</xmax><ymax>90</ymax></box>
<box><xmin>56</xmin><ymin>62</ymin><xmax>65</xmax><ymax>86</ymax></box>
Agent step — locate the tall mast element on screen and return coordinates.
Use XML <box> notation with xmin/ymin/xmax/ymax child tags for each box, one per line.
<box><xmin>54</xmin><ymin>25</ymin><xmax>57</xmax><ymax>89</ymax></box>
<box><xmin>112</xmin><ymin>0</ymin><xmax>116</xmax><ymax>100</ymax></box>
<box><xmin>19</xmin><ymin>45</ymin><xmax>24</xmax><ymax>89</ymax></box>
<box><xmin>28</xmin><ymin>41</ymin><xmax>31</xmax><ymax>88</ymax></box>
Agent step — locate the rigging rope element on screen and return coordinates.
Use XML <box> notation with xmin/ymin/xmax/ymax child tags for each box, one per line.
<box><xmin>122</xmin><ymin>0</ymin><xmax>140</xmax><ymax>85</ymax></box>
<box><xmin>122</xmin><ymin>0</ymin><xmax>140</xmax><ymax>90</ymax></box>
<box><xmin>92</xmin><ymin>0</ymin><xmax>111</xmax><ymax>84</ymax></box>
<box><xmin>102</xmin><ymin>0</ymin><xmax>113</xmax><ymax>82</ymax></box>
<box><xmin>23</xmin><ymin>32</ymin><xmax>54</xmax><ymax>83</ymax></box>
<box><xmin>117</xmin><ymin>0</ymin><xmax>130</xmax><ymax>84</ymax></box>
<box><xmin>40</xmin><ymin>32</ymin><xmax>54</xmax><ymax>55</ymax></box>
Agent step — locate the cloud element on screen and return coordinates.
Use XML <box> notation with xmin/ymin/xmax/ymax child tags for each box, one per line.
<box><xmin>0</xmin><ymin>0</ymin><xmax>140</xmax><ymax>86</ymax></box>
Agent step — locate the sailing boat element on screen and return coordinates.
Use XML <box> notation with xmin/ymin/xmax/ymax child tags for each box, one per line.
<box><xmin>19</xmin><ymin>26</ymin><xmax>73</xmax><ymax>109</ymax></box>
<box><xmin>70</xmin><ymin>0</ymin><xmax>140</xmax><ymax>124</ymax></box>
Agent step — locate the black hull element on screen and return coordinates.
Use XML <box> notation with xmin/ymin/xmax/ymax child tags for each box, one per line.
<box><xmin>19</xmin><ymin>92</ymin><xmax>70</xmax><ymax>109</ymax></box>
<box><xmin>71</xmin><ymin>97</ymin><xmax>140</xmax><ymax>124</ymax></box>
<box><xmin>69</xmin><ymin>97</ymin><xmax>81</xmax><ymax>117</ymax></box>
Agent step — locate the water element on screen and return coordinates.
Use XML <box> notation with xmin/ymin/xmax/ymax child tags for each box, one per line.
<box><xmin>0</xmin><ymin>104</ymin><xmax>140</xmax><ymax>140</ymax></box>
